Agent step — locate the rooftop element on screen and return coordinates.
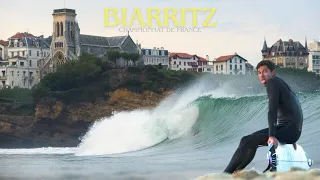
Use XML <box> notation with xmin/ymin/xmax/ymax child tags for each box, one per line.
<box><xmin>53</xmin><ymin>8</ymin><xmax>76</xmax><ymax>14</ymax></box>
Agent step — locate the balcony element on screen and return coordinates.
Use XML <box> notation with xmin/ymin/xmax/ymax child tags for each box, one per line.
<box><xmin>0</xmin><ymin>76</ymin><xmax>6</xmax><ymax>80</ymax></box>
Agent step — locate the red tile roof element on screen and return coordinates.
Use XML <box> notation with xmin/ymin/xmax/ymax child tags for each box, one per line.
<box><xmin>169</xmin><ymin>52</ymin><xmax>207</xmax><ymax>61</ymax></box>
<box><xmin>169</xmin><ymin>52</ymin><xmax>193</xmax><ymax>58</ymax></box>
<box><xmin>10</xmin><ymin>32</ymin><xmax>36</xmax><ymax>39</ymax></box>
<box><xmin>215</xmin><ymin>53</ymin><xmax>248</xmax><ymax>62</ymax></box>
<box><xmin>0</xmin><ymin>40</ymin><xmax>9</xmax><ymax>46</ymax></box>
<box><xmin>215</xmin><ymin>54</ymin><xmax>236</xmax><ymax>62</ymax></box>
<box><xmin>198</xmin><ymin>56</ymin><xmax>207</xmax><ymax>62</ymax></box>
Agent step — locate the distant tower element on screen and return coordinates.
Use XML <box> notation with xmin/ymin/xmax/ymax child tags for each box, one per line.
<box><xmin>51</xmin><ymin>8</ymin><xmax>80</xmax><ymax>70</ymax></box>
<box><xmin>261</xmin><ymin>37</ymin><xmax>268</xmax><ymax>59</ymax></box>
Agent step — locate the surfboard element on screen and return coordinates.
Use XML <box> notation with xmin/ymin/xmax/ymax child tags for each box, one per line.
<box><xmin>265</xmin><ymin>142</ymin><xmax>313</xmax><ymax>172</ymax></box>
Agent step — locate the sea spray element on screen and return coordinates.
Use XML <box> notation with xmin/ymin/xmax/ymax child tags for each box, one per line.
<box><xmin>76</xmin><ymin>110</ymin><xmax>166</xmax><ymax>155</ymax></box>
<box><xmin>75</xmin><ymin>76</ymin><xmax>214</xmax><ymax>156</ymax></box>
<box><xmin>75</xmin><ymin>102</ymin><xmax>201</xmax><ymax>156</ymax></box>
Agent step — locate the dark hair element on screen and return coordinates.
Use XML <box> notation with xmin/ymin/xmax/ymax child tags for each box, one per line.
<box><xmin>256</xmin><ymin>60</ymin><xmax>276</xmax><ymax>71</ymax></box>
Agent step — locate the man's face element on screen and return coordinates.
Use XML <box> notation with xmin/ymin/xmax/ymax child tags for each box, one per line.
<box><xmin>257</xmin><ymin>65</ymin><xmax>275</xmax><ymax>86</ymax></box>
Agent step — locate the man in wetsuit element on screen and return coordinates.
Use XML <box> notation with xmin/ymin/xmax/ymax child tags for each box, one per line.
<box><xmin>223</xmin><ymin>60</ymin><xmax>303</xmax><ymax>174</ymax></box>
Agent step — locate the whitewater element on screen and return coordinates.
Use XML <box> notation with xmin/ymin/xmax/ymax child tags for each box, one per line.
<box><xmin>1</xmin><ymin>74</ymin><xmax>320</xmax><ymax>180</ymax></box>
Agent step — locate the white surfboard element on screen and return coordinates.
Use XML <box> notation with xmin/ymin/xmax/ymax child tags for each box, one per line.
<box><xmin>266</xmin><ymin>143</ymin><xmax>313</xmax><ymax>172</ymax></box>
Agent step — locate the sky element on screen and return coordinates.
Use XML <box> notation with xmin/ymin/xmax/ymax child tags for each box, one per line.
<box><xmin>0</xmin><ymin>0</ymin><xmax>319</xmax><ymax>67</ymax></box>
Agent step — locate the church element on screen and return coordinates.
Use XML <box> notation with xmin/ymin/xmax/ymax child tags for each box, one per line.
<box><xmin>39</xmin><ymin>8</ymin><xmax>139</xmax><ymax>78</ymax></box>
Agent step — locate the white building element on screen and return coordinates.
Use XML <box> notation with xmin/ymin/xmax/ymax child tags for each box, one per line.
<box><xmin>308</xmin><ymin>51</ymin><xmax>320</xmax><ymax>75</ymax></box>
<box><xmin>0</xmin><ymin>63</ymin><xmax>7</xmax><ymax>88</ymax></box>
<box><xmin>169</xmin><ymin>52</ymin><xmax>208</xmax><ymax>72</ymax></box>
<box><xmin>213</xmin><ymin>53</ymin><xmax>249</xmax><ymax>75</ymax></box>
<box><xmin>307</xmin><ymin>40</ymin><xmax>320</xmax><ymax>75</ymax></box>
<box><xmin>140</xmin><ymin>47</ymin><xmax>169</xmax><ymax>69</ymax></box>
<box><xmin>0</xmin><ymin>32</ymin><xmax>51</xmax><ymax>89</ymax></box>
<box><xmin>0</xmin><ymin>40</ymin><xmax>9</xmax><ymax>61</ymax></box>
<box><xmin>1</xmin><ymin>57</ymin><xmax>37</xmax><ymax>88</ymax></box>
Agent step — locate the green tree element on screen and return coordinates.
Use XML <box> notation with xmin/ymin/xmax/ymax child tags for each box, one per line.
<box><xmin>129</xmin><ymin>52</ymin><xmax>140</xmax><ymax>66</ymax></box>
<box><xmin>105</xmin><ymin>50</ymin><xmax>121</xmax><ymax>66</ymax></box>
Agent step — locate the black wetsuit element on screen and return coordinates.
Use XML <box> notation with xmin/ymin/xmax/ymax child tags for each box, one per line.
<box><xmin>223</xmin><ymin>76</ymin><xmax>303</xmax><ymax>174</ymax></box>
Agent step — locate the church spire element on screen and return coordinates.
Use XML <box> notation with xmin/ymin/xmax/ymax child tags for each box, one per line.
<box><xmin>261</xmin><ymin>37</ymin><xmax>268</xmax><ymax>52</ymax></box>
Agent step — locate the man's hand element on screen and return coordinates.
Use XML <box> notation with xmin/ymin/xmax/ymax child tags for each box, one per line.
<box><xmin>268</xmin><ymin>136</ymin><xmax>278</xmax><ymax>148</ymax></box>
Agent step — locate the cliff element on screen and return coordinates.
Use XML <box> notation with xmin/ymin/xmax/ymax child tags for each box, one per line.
<box><xmin>0</xmin><ymin>88</ymin><xmax>171</xmax><ymax>148</ymax></box>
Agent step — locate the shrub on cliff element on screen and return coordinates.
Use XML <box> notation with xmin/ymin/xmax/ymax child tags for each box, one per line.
<box><xmin>32</xmin><ymin>52</ymin><xmax>111</xmax><ymax>104</ymax></box>
<box><xmin>0</xmin><ymin>87</ymin><xmax>35</xmax><ymax>115</ymax></box>
<box><xmin>275</xmin><ymin>67</ymin><xmax>320</xmax><ymax>92</ymax></box>
<box><xmin>0</xmin><ymin>87</ymin><xmax>33</xmax><ymax>103</ymax></box>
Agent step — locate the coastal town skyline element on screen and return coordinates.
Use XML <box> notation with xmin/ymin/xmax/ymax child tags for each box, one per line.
<box><xmin>1</xmin><ymin>0</ymin><xmax>319</xmax><ymax>67</ymax></box>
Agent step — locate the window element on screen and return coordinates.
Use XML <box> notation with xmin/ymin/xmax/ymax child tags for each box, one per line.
<box><xmin>230</xmin><ymin>59</ymin><xmax>232</xmax><ymax>63</ymax></box>
<box><xmin>37</xmin><ymin>51</ymin><xmax>39</xmax><ymax>57</ymax></box>
<box><xmin>240</xmin><ymin>59</ymin><xmax>242</xmax><ymax>63</ymax></box>
<box><xmin>20</xmin><ymin>62</ymin><xmax>24</xmax><ymax>66</ymax></box>
<box><xmin>57</xmin><ymin>22</ymin><xmax>60</xmax><ymax>36</ymax></box>
<box><xmin>240</xmin><ymin>65</ymin><xmax>242</xmax><ymax>70</ymax></box>
<box><xmin>221</xmin><ymin>65</ymin><xmax>223</xmax><ymax>70</ymax></box>
<box><xmin>60</xmin><ymin>22</ymin><xmax>63</xmax><ymax>36</ymax></box>
<box><xmin>29</xmin><ymin>60</ymin><xmax>32</xmax><ymax>67</ymax></box>
<box><xmin>29</xmin><ymin>50</ymin><xmax>31</xmax><ymax>56</ymax></box>
<box><xmin>216</xmin><ymin>65</ymin><xmax>218</xmax><ymax>71</ymax></box>
<box><xmin>22</xmin><ymin>51</ymin><xmax>25</xmax><ymax>57</ymax></box>
<box><xmin>230</xmin><ymin>65</ymin><xmax>232</xmax><ymax>70</ymax></box>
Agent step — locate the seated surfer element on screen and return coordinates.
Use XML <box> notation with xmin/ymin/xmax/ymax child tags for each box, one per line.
<box><xmin>223</xmin><ymin>60</ymin><xmax>303</xmax><ymax>174</ymax></box>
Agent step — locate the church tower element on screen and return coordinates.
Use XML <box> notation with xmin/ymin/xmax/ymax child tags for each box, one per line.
<box><xmin>51</xmin><ymin>8</ymin><xmax>80</xmax><ymax>69</ymax></box>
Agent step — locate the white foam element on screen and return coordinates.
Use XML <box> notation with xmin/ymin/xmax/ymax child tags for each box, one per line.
<box><xmin>75</xmin><ymin>76</ymin><xmax>215</xmax><ymax>156</ymax></box>
<box><xmin>0</xmin><ymin>147</ymin><xmax>76</xmax><ymax>154</ymax></box>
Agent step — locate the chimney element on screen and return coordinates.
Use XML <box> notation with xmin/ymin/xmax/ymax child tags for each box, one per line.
<box><xmin>206</xmin><ymin>55</ymin><xmax>209</xmax><ymax>61</ymax></box>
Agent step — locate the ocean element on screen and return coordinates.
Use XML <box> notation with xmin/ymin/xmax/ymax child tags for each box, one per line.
<box><xmin>1</xmin><ymin>75</ymin><xmax>319</xmax><ymax>180</ymax></box>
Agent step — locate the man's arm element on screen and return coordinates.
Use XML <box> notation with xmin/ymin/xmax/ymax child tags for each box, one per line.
<box><xmin>266</xmin><ymin>78</ymin><xmax>280</xmax><ymax>137</ymax></box>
